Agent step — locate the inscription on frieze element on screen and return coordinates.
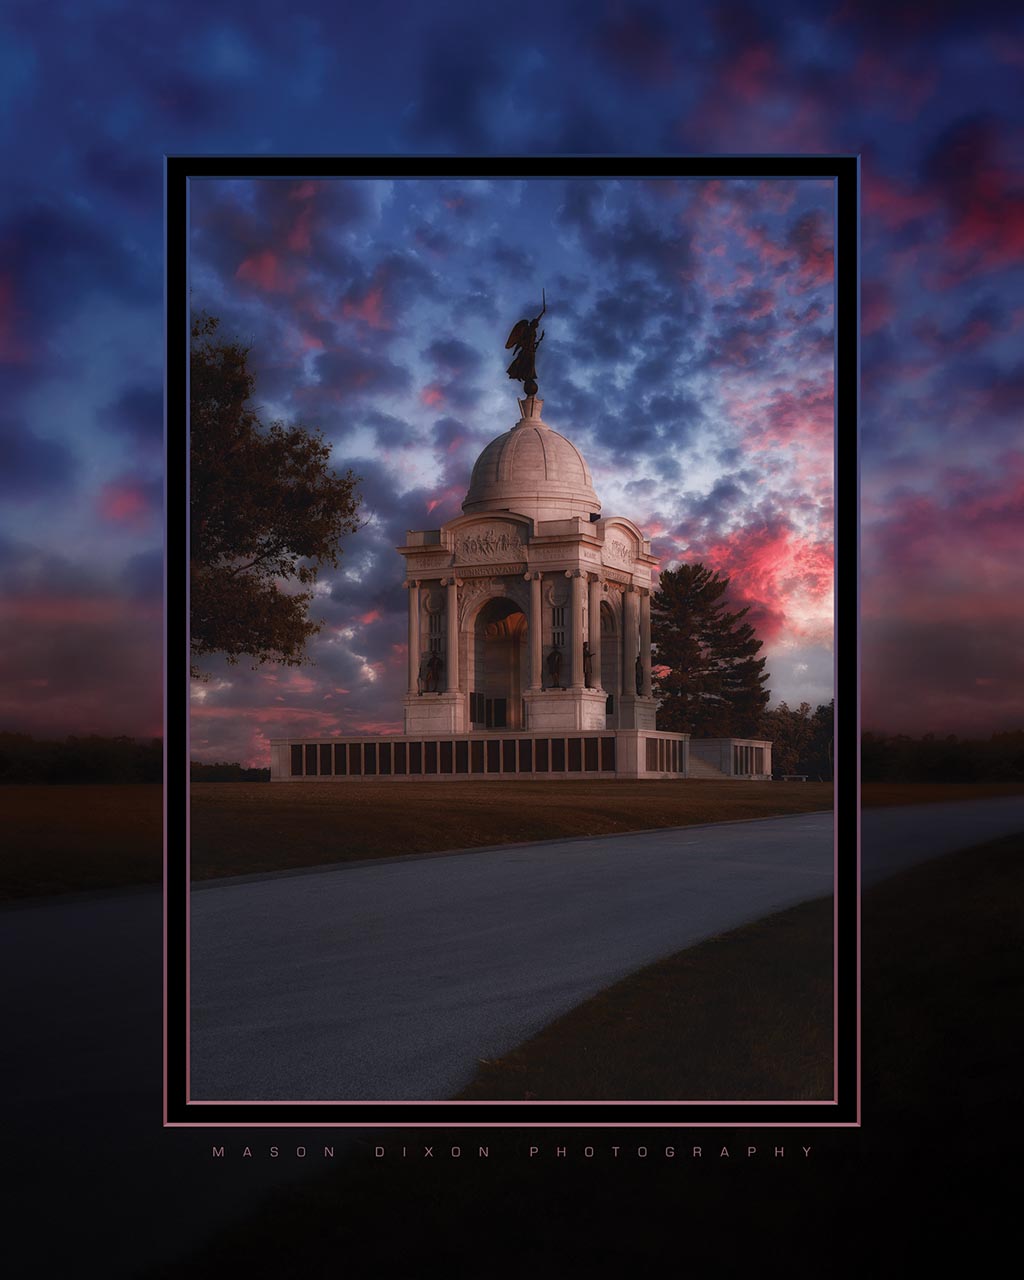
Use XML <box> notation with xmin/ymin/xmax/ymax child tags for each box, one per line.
<box><xmin>409</xmin><ymin>552</ymin><xmax>453</xmax><ymax>570</ymax></box>
<box><xmin>529</xmin><ymin>545</ymin><xmax>578</xmax><ymax>561</ymax></box>
<box><xmin>458</xmin><ymin>563</ymin><xmax>525</xmax><ymax>578</ymax></box>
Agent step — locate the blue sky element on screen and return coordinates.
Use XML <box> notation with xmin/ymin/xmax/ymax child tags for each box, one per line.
<box><xmin>188</xmin><ymin>173</ymin><xmax>836</xmax><ymax>762</ymax></box>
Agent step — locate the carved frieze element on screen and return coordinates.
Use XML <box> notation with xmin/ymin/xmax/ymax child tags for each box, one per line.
<box><xmin>603</xmin><ymin>536</ymin><xmax>637</xmax><ymax>567</ymax></box>
<box><xmin>454</xmin><ymin>525</ymin><xmax>526</xmax><ymax>562</ymax></box>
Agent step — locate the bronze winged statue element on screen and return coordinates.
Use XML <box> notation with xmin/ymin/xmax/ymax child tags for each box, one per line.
<box><xmin>505</xmin><ymin>290</ymin><xmax>546</xmax><ymax>395</ymax></box>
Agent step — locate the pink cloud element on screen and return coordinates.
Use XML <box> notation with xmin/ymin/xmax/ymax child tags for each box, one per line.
<box><xmin>594</xmin><ymin>9</ymin><xmax>676</xmax><ymax>84</ymax></box>
<box><xmin>359</xmin><ymin>609</ymin><xmax>381</xmax><ymax>625</ymax></box>
<box><xmin>849</xmin><ymin>52</ymin><xmax>936</xmax><ymax>119</ymax></box>
<box><xmin>342</xmin><ymin>284</ymin><xmax>387</xmax><ymax>329</ymax></box>
<box><xmin>0</xmin><ymin>596</ymin><xmax>160</xmax><ymax>626</ymax></box>
<box><xmin>689</xmin><ymin>46</ymin><xmax>832</xmax><ymax>154</ymax></box>
<box><xmin>0</xmin><ymin>274</ymin><xmax>31</xmax><ymax>363</ymax></box>
<box><xmin>286</xmin><ymin>205</ymin><xmax>314</xmax><ymax>253</ymax></box>
<box><xmin>861</xmin><ymin>280</ymin><xmax>894</xmax><ymax>336</ymax></box>
<box><xmin>421</xmin><ymin>384</ymin><xmax>444</xmax><ymax>407</ymax></box>
<box><xmin>862</xmin><ymin>173</ymin><xmax>932</xmax><ymax>232</ymax></box>
<box><xmin>236</xmin><ymin>249</ymin><xmax>296</xmax><ymax>293</ymax></box>
<box><xmin>698</xmin><ymin>523</ymin><xmax>835</xmax><ymax>646</ymax></box>
<box><xmin>97</xmin><ymin>481</ymin><xmax>155</xmax><ymax>526</ymax></box>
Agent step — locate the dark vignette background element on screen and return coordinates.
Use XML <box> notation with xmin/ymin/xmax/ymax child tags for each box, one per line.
<box><xmin>2</xmin><ymin>0</ymin><xmax>1021</xmax><ymax>1272</ymax></box>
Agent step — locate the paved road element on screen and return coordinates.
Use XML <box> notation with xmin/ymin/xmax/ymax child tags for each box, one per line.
<box><xmin>189</xmin><ymin>795</ymin><xmax>1022</xmax><ymax>1103</ymax></box>
<box><xmin>191</xmin><ymin>811</ymin><xmax>835</xmax><ymax>1101</ymax></box>
<box><xmin>860</xmin><ymin>795</ymin><xmax>1024</xmax><ymax>885</ymax></box>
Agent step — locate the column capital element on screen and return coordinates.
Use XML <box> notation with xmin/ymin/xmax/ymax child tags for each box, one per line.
<box><xmin>403</xmin><ymin>579</ymin><xmax>422</xmax><ymax>590</ymax></box>
<box><xmin>587</xmin><ymin>571</ymin><xmax>603</xmax><ymax>585</ymax></box>
<box><xmin>564</xmin><ymin>568</ymin><xmax>585</xmax><ymax>579</ymax></box>
<box><xmin>524</xmin><ymin>570</ymin><xmax>543</xmax><ymax>581</ymax></box>
<box><xmin>440</xmin><ymin>577</ymin><xmax>464</xmax><ymax>588</ymax></box>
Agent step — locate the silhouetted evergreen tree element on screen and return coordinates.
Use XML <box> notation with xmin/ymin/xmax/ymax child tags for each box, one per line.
<box><xmin>652</xmin><ymin>563</ymin><xmax>770</xmax><ymax>736</ymax></box>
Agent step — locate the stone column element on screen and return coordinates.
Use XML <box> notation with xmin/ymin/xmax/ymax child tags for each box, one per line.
<box><xmin>443</xmin><ymin>577</ymin><xmax>460</xmax><ymax>692</ymax></box>
<box><xmin>623</xmin><ymin>586</ymin><xmax>639</xmax><ymax>695</ymax></box>
<box><xmin>587</xmin><ymin>574</ymin><xmax>603</xmax><ymax>690</ymax></box>
<box><xmin>406</xmin><ymin>580</ymin><xmax>421</xmax><ymax>694</ymax></box>
<box><xmin>568</xmin><ymin>569</ymin><xmax>586</xmax><ymax>688</ymax></box>
<box><xmin>640</xmin><ymin>588</ymin><xmax>652</xmax><ymax>697</ymax></box>
<box><xmin>526</xmin><ymin>572</ymin><xmax>543</xmax><ymax>690</ymax></box>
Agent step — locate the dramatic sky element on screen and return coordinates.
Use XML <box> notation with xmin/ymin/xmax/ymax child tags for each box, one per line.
<box><xmin>188</xmin><ymin>174</ymin><xmax>835</xmax><ymax>761</ymax></box>
<box><xmin>1</xmin><ymin>0</ymin><xmax>1021</xmax><ymax>762</ymax></box>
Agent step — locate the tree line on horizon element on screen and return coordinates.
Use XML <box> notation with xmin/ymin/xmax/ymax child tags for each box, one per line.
<box><xmin>0</xmin><ymin>733</ymin><xmax>162</xmax><ymax>784</ymax></box>
<box><xmin>5</xmin><ymin>728</ymin><xmax>1021</xmax><ymax>785</ymax></box>
<box><xmin>862</xmin><ymin>730</ymin><xmax>1024</xmax><ymax>783</ymax></box>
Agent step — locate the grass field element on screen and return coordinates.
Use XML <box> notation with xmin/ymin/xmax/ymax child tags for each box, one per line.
<box><xmin>4</xmin><ymin>779</ymin><xmax>1022</xmax><ymax>899</ymax></box>
<box><xmin>188</xmin><ymin>778</ymin><xmax>834</xmax><ymax>881</ymax></box>
<box><xmin>457</xmin><ymin>893</ymin><xmax>833</xmax><ymax>1101</ymax></box>
<box><xmin>1</xmin><ymin>784</ymin><xmax>162</xmax><ymax>900</ymax></box>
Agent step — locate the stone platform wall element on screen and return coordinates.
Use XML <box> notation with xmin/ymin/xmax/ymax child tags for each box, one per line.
<box><xmin>269</xmin><ymin>729</ymin><xmax>690</xmax><ymax>782</ymax></box>
<box><xmin>689</xmin><ymin>737</ymin><xmax>773</xmax><ymax>779</ymax></box>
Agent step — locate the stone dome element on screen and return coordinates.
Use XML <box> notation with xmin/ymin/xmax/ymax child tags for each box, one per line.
<box><xmin>462</xmin><ymin>396</ymin><xmax>601</xmax><ymax>522</ymax></box>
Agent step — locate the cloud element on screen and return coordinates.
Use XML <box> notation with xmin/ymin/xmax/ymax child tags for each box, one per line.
<box><xmin>590</xmin><ymin>3</ymin><xmax>679</xmax><ymax>85</ymax></box>
<box><xmin>0</xmin><ymin>418</ymin><xmax>77</xmax><ymax>500</ymax></box>
<box><xmin>313</xmin><ymin>347</ymin><xmax>412</xmax><ymax>399</ymax></box>
<box><xmin>104</xmin><ymin>384</ymin><xmax>163</xmax><ymax>449</ymax></box>
<box><xmin>96</xmin><ymin>476</ymin><xmax>161</xmax><ymax>527</ymax></box>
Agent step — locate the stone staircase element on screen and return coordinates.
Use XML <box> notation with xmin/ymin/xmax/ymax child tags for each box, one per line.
<box><xmin>686</xmin><ymin>754</ymin><xmax>732</xmax><ymax>780</ymax></box>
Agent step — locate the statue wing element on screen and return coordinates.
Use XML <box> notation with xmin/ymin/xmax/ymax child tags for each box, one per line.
<box><xmin>505</xmin><ymin>318</ymin><xmax>531</xmax><ymax>350</ymax></box>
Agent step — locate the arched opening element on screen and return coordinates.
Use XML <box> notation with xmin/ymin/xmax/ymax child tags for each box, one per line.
<box><xmin>600</xmin><ymin>600</ymin><xmax>619</xmax><ymax>727</ymax></box>
<box><xmin>470</xmin><ymin>597</ymin><xmax>528</xmax><ymax>729</ymax></box>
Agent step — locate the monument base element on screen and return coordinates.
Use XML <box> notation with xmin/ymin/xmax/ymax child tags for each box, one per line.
<box><xmin>617</xmin><ymin>694</ymin><xmax>658</xmax><ymax>730</ymax></box>
<box><xmin>270</xmin><ymin>727</ymin><xmax>692</xmax><ymax>782</ymax></box>
<box><xmin>402</xmin><ymin>691</ymin><xmax>466</xmax><ymax>734</ymax></box>
<box><xmin>523</xmin><ymin>686</ymin><xmax>607</xmax><ymax>731</ymax></box>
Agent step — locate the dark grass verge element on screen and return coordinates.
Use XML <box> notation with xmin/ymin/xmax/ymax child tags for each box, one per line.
<box><xmin>457</xmin><ymin>895</ymin><xmax>832</xmax><ymax>1100</ymax></box>
<box><xmin>861</xmin><ymin>781</ymin><xmax>1024</xmax><ymax>807</ymax></box>
<box><xmin>5</xmin><ymin>780</ymin><xmax>1019</xmax><ymax>900</ymax></box>
<box><xmin>189</xmin><ymin>779</ymin><xmax>833</xmax><ymax>881</ymax></box>
<box><xmin>0</xmin><ymin>784</ymin><xmax>162</xmax><ymax>901</ymax></box>
<box><xmin>140</xmin><ymin>833</ymin><xmax>1022</xmax><ymax>1277</ymax></box>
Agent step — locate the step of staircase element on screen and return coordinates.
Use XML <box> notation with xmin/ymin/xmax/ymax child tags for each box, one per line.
<box><xmin>686</xmin><ymin>754</ymin><xmax>732</xmax><ymax>780</ymax></box>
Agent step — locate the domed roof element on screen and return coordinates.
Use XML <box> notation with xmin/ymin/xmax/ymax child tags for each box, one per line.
<box><xmin>462</xmin><ymin>396</ymin><xmax>601</xmax><ymax>522</ymax></box>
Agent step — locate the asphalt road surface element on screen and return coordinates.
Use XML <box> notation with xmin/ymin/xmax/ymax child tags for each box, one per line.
<box><xmin>189</xmin><ymin>795</ymin><xmax>1024</xmax><ymax>1102</ymax></box>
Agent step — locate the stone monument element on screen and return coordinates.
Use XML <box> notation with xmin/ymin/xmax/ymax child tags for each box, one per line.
<box><xmin>270</xmin><ymin>300</ymin><xmax>772</xmax><ymax>781</ymax></box>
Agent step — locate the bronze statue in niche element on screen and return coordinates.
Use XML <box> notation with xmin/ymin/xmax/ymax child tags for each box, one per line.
<box><xmin>546</xmin><ymin>643</ymin><xmax>563</xmax><ymax>689</ymax></box>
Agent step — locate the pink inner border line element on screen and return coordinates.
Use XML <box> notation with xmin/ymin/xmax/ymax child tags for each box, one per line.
<box><xmin>167</xmin><ymin>170</ymin><xmax>855</xmax><ymax>1131</ymax></box>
